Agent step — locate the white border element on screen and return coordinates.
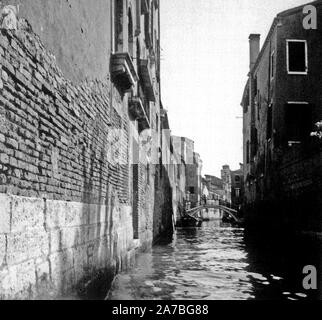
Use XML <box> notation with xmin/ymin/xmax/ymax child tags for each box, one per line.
<box><xmin>286</xmin><ymin>101</ymin><xmax>310</xmax><ymax>145</ymax></box>
<box><xmin>286</xmin><ymin>39</ymin><xmax>308</xmax><ymax>75</ymax></box>
<box><xmin>287</xmin><ymin>101</ymin><xmax>309</xmax><ymax>105</ymax></box>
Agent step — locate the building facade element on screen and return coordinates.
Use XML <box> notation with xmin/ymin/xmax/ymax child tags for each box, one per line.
<box><xmin>171</xmin><ymin>137</ymin><xmax>187</xmax><ymax>224</ymax></box>
<box><xmin>203</xmin><ymin>175</ymin><xmax>224</xmax><ymax>201</ymax></box>
<box><xmin>221</xmin><ymin>165</ymin><xmax>244</xmax><ymax>208</ymax></box>
<box><xmin>0</xmin><ymin>0</ymin><xmax>177</xmax><ymax>299</ymax></box>
<box><xmin>241</xmin><ymin>1</ymin><xmax>322</xmax><ymax>232</ymax></box>
<box><xmin>221</xmin><ymin>165</ymin><xmax>232</xmax><ymax>204</ymax></box>
<box><xmin>230</xmin><ymin>165</ymin><xmax>244</xmax><ymax>208</ymax></box>
<box><xmin>172</xmin><ymin>136</ymin><xmax>203</xmax><ymax>210</ymax></box>
<box><xmin>186</xmin><ymin>152</ymin><xmax>202</xmax><ymax>207</ymax></box>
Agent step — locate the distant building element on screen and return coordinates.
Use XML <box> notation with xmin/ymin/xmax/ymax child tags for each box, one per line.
<box><xmin>171</xmin><ymin>136</ymin><xmax>187</xmax><ymax>224</ymax></box>
<box><xmin>201</xmin><ymin>181</ymin><xmax>210</xmax><ymax>199</ymax></box>
<box><xmin>185</xmin><ymin>152</ymin><xmax>203</xmax><ymax>207</ymax></box>
<box><xmin>221</xmin><ymin>165</ymin><xmax>232</xmax><ymax>204</ymax></box>
<box><xmin>221</xmin><ymin>164</ymin><xmax>244</xmax><ymax>208</ymax></box>
<box><xmin>172</xmin><ymin>136</ymin><xmax>203</xmax><ymax>209</ymax></box>
<box><xmin>241</xmin><ymin>1</ymin><xmax>322</xmax><ymax>232</ymax></box>
<box><xmin>204</xmin><ymin>175</ymin><xmax>224</xmax><ymax>201</ymax></box>
<box><xmin>231</xmin><ymin>164</ymin><xmax>244</xmax><ymax>208</ymax></box>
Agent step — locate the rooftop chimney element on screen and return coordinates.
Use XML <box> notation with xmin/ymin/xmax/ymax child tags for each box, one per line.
<box><xmin>249</xmin><ymin>34</ymin><xmax>260</xmax><ymax>71</ymax></box>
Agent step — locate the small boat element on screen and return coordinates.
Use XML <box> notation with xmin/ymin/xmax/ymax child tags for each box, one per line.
<box><xmin>181</xmin><ymin>215</ymin><xmax>202</xmax><ymax>227</ymax></box>
<box><xmin>222</xmin><ymin>214</ymin><xmax>235</xmax><ymax>223</ymax></box>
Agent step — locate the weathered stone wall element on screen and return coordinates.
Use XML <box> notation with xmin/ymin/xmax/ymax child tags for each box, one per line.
<box><xmin>138</xmin><ymin>162</ymin><xmax>154</xmax><ymax>249</ymax></box>
<box><xmin>277</xmin><ymin>148</ymin><xmax>322</xmax><ymax>232</ymax></box>
<box><xmin>153</xmin><ymin>165</ymin><xmax>174</xmax><ymax>243</ymax></box>
<box><xmin>0</xmin><ymin>0</ymin><xmax>112</xmax><ymax>83</ymax></box>
<box><xmin>0</xmin><ymin>21</ymin><xmax>136</xmax><ymax>298</ymax></box>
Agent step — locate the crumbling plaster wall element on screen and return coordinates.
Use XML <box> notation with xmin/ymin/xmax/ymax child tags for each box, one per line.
<box><xmin>0</xmin><ymin>0</ymin><xmax>112</xmax><ymax>83</ymax></box>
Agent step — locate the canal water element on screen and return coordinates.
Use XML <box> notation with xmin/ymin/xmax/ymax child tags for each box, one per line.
<box><xmin>109</xmin><ymin>221</ymin><xmax>322</xmax><ymax>300</ymax></box>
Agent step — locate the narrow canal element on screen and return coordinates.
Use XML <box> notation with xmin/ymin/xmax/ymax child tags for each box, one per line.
<box><xmin>109</xmin><ymin>221</ymin><xmax>322</xmax><ymax>300</ymax></box>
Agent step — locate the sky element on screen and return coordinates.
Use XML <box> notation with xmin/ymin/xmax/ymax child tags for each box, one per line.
<box><xmin>160</xmin><ymin>0</ymin><xmax>310</xmax><ymax>177</ymax></box>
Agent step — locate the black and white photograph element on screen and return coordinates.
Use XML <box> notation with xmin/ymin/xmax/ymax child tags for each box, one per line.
<box><xmin>0</xmin><ymin>0</ymin><xmax>321</xmax><ymax>305</ymax></box>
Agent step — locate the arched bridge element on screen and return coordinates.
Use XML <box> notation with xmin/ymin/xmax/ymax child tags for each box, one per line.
<box><xmin>184</xmin><ymin>204</ymin><xmax>242</xmax><ymax>224</ymax></box>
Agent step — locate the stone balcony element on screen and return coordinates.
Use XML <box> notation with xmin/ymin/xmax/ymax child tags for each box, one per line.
<box><xmin>111</xmin><ymin>53</ymin><xmax>138</xmax><ymax>93</ymax></box>
<box><xmin>129</xmin><ymin>96</ymin><xmax>150</xmax><ymax>131</ymax></box>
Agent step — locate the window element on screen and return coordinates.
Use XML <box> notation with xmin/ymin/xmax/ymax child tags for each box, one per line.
<box><xmin>257</xmin><ymin>90</ymin><xmax>261</xmax><ymax>121</ymax></box>
<box><xmin>156</xmin><ymin>114</ymin><xmax>159</xmax><ymax>132</ymax></box>
<box><xmin>132</xmin><ymin>164</ymin><xmax>139</xmax><ymax>239</ymax></box>
<box><xmin>285</xmin><ymin>102</ymin><xmax>312</xmax><ymax>144</ymax></box>
<box><xmin>251</xmin><ymin>127</ymin><xmax>258</xmax><ymax>157</ymax></box>
<box><xmin>114</xmin><ymin>0</ymin><xmax>124</xmax><ymax>53</ymax></box>
<box><xmin>147</xmin><ymin>163</ymin><xmax>150</xmax><ymax>185</ymax></box>
<box><xmin>136</xmin><ymin>39</ymin><xmax>141</xmax><ymax>93</ymax></box>
<box><xmin>235</xmin><ymin>188</ymin><xmax>240</xmax><ymax>198</ymax></box>
<box><xmin>151</xmin><ymin>6</ymin><xmax>154</xmax><ymax>46</ymax></box>
<box><xmin>286</xmin><ymin>40</ymin><xmax>308</xmax><ymax>74</ymax></box>
<box><xmin>135</xmin><ymin>0</ymin><xmax>141</xmax><ymax>35</ymax></box>
<box><xmin>243</xmin><ymin>88</ymin><xmax>249</xmax><ymax>113</ymax></box>
<box><xmin>128</xmin><ymin>9</ymin><xmax>134</xmax><ymax>58</ymax></box>
<box><xmin>235</xmin><ymin>175</ymin><xmax>241</xmax><ymax>183</ymax></box>
<box><xmin>144</xmin><ymin>11</ymin><xmax>151</xmax><ymax>48</ymax></box>
<box><xmin>159</xmin><ymin>154</ymin><xmax>163</xmax><ymax>179</ymax></box>
<box><xmin>267</xmin><ymin>104</ymin><xmax>273</xmax><ymax>140</ymax></box>
<box><xmin>189</xmin><ymin>187</ymin><xmax>195</xmax><ymax>194</ymax></box>
<box><xmin>270</xmin><ymin>51</ymin><xmax>275</xmax><ymax>79</ymax></box>
<box><xmin>253</xmin><ymin>76</ymin><xmax>257</xmax><ymax>96</ymax></box>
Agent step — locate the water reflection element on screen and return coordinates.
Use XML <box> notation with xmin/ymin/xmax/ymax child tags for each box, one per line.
<box><xmin>109</xmin><ymin>221</ymin><xmax>322</xmax><ymax>300</ymax></box>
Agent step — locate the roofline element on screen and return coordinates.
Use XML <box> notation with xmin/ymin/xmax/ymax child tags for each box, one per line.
<box><xmin>250</xmin><ymin>18</ymin><xmax>278</xmax><ymax>75</ymax></box>
<box><xmin>181</xmin><ymin>137</ymin><xmax>194</xmax><ymax>144</ymax></box>
<box><xmin>277</xmin><ymin>0</ymin><xmax>322</xmax><ymax>17</ymax></box>
<box><xmin>250</xmin><ymin>0</ymin><xmax>322</xmax><ymax>75</ymax></box>
<box><xmin>172</xmin><ymin>135</ymin><xmax>194</xmax><ymax>144</ymax></box>
<box><xmin>240</xmin><ymin>79</ymin><xmax>250</xmax><ymax>106</ymax></box>
<box><xmin>242</xmin><ymin>0</ymin><xmax>322</xmax><ymax>105</ymax></box>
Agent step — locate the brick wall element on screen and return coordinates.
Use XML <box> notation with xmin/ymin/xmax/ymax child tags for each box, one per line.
<box><xmin>0</xmin><ymin>0</ymin><xmax>174</xmax><ymax>299</ymax></box>
<box><xmin>0</xmin><ymin>23</ymin><xmax>137</xmax><ymax>299</ymax></box>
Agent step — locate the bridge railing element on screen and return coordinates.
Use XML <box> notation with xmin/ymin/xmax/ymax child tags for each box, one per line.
<box><xmin>184</xmin><ymin>203</ymin><xmax>241</xmax><ymax>223</ymax></box>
